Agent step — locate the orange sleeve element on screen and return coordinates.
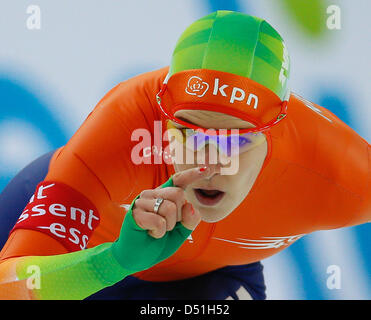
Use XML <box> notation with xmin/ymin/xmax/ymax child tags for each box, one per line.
<box><xmin>344</xmin><ymin>143</ymin><xmax>371</xmax><ymax>226</ymax></box>
<box><xmin>0</xmin><ymin>230</ymin><xmax>68</xmax><ymax>260</ymax></box>
<box><xmin>285</xmin><ymin>94</ymin><xmax>371</xmax><ymax>230</ymax></box>
<box><xmin>0</xmin><ymin>67</ymin><xmax>169</xmax><ymax>260</ymax></box>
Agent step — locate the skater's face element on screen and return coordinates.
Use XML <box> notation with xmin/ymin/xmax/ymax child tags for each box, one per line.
<box><xmin>167</xmin><ymin>110</ymin><xmax>268</xmax><ymax>223</ymax></box>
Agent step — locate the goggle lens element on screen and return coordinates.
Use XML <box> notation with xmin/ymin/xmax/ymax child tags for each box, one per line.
<box><xmin>167</xmin><ymin>121</ymin><xmax>265</xmax><ymax>156</ymax></box>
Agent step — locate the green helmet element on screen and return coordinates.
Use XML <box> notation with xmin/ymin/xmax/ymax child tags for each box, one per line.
<box><xmin>169</xmin><ymin>10</ymin><xmax>290</xmax><ymax>101</ymax></box>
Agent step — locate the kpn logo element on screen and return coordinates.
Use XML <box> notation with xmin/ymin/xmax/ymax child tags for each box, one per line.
<box><xmin>185</xmin><ymin>76</ymin><xmax>259</xmax><ymax>109</ymax></box>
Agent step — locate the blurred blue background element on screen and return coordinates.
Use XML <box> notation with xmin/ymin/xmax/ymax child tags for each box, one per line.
<box><xmin>0</xmin><ymin>0</ymin><xmax>369</xmax><ymax>299</ymax></box>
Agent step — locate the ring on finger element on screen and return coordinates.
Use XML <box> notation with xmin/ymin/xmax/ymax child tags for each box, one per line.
<box><xmin>153</xmin><ymin>198</ymin><xmax>164</xmax><ymax>214</ymax></box>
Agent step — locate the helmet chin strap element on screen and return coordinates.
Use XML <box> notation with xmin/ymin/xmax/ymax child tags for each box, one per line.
<box><xmin>163</xmin><ymin>73</ymin><xmax>170</xmax><ymax>84</ymax></box>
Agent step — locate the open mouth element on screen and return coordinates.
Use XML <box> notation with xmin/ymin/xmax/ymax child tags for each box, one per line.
<box><xmin>194</xmin><ymin>188</ymin><xmax>225</xmax><ymax>206</ymax></box>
